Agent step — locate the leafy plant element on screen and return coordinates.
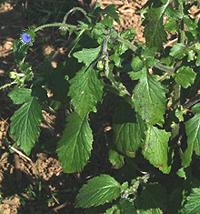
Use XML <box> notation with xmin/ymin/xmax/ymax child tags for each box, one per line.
<box><xmin>2</xmin><ymin>0</ymin><xmax>200</xmax><ymax>212</ymax></box>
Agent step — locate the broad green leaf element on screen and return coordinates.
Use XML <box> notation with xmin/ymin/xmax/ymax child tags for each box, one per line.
<box><xmin>142</xmin><ymin>126</ymin><xmax>171</xmax><ymax>173</ymax></box>
<box><xmin>8</xmin><ymin>88</ymin><xmax>32</xmax><ymax>104</ymax></box>
<box><xmin>113</xmin><ymin>101</ymin><xmax>146</xmax><ymax>157</ymax></box>
<box><xmin>75</xmin><ymin>174</ymin><xmax>121</xmax><ymax>208</ymax></box>
<box><xmin>133</xmin><ymin>73</ymin><xmax>166</xmax><ymax>125</ymax></box>
<box><xmin>69</xmin><ymin>68</ymin><xmax>104</xmax><ymax>117</ymax></box>
<box><xmin>73</xmin><ymin>46</ymin><xmax>101</xmax><ymax>66</ymax></box>
<box><xmin>182</xmin><ymin>188</ymin><xmax>200</xmax><ymax>214</ymax></box>
<box><xmin>57</xmin><ymin>112</ymin><xmax>93</xmax><ymax>173</ymax></box>
<box><xmin>10</xmin><ymin>98</ymin><xmax>42</xmax><ymax>155</ymax></box>
<box><xmin>113</xmin><ymin>122</ymin><xmax>145</xmax><ymax>158</ymax></box>
<box><xmin>136</xmin><ymin>183</ymin><xmax>167</xmax><ymax>213</ymax></box>
<box><xmin>181</xmin><ymin>113</ymin><xmax>200</xmax><ymax>167</ymax></box>
<box><xmin>174</xmin><ymin>66</ymin><xmax>196</xmax><ymax>89</ymax></box>
<box><xmin>108</xmin><ymin>150</ymin><xmax>124</xmax><ymax>169</ymax></box>
<box><xmin>144</xmin><ymin>2</ymin><xmax>169</xmax><ymax>51</ymax></box>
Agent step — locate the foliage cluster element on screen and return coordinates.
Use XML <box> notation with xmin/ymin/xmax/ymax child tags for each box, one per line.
<box><xmin>2</xmin><ymin>0</ymin><xmax>200</xmax><ymax>213</ymax></box>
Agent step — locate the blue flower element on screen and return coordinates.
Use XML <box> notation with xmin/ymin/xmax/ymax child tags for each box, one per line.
<box><xmin>21</xmin><ymin>32</ymin><xmax>31</xmax><ymax>44</ymax></box>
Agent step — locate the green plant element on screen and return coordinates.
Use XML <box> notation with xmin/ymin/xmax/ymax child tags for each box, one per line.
<box><xmin>2</xmin><ymin>0</ymin><xmax>200</xmax><ymax>213</ymax></box>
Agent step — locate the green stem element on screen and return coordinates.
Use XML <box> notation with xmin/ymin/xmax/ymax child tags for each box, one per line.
<box><xmin>34</xmin><ymin>22</ymin><xmax>78</xmax><ymax>32</ymax></box>
<box><xmin>62</xmin><ymin>7</ymin><xmax>91</xmax><ymax>24</ymax></box>
<box><xmin>0</xmin><ymin>81</ymin><xmax>17</xmax><ymax>91</ymax></box>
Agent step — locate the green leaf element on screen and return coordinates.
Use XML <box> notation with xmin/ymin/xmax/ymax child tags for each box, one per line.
<box><xmin>182</xmin><ymin>188</ymin><xmax>200</xmax><ymax>214</ymax></box>
<box><xmin>105</xmin><ymin>205</ymin><xmax>120</xmax><ymax>214</ymax></box>
<box><xmin>136</xmin><ymin>183</ymin><xmax>167</xmax><ymax>213</ymax></box>
<box><xmin>133</xmin><ymin>73</ymin><xmax>166</xmax><ymax>125</ymax></box>
<box><xmin>131</xmin><ymin>56</ymin><xmax>144</xmax><ymax>72</ymax></box>
<box><xmin>137</xmin><ymin>209</ymin><xmax>163</xmax><ymax>214</ymax></box>
<box><xmin>169</xmin><ymin>43</ymin><xmax>186</xmax><ymax>59</ymax></box>
<box><xmin>181</xmin><ymin>113</ymin><xmax>200</xmax><ymax>168</ymax></box>
<box><xmin>192</xmin><ymin>103</ymin><xmax>200</xmax><ymax>114</ymax></box>
<box><xmin>103</xmin><ymin>4</ymin><xmax>119</xmax><ymax>22</ymax></box>
<box><xmin>176</xmin><ymin>168</ymin><xmax>186</xmax><ymax>180</ymax></box>
<box><xmin>8</xmin><ymin>88</ymin><xmax>32</xmax><ymax>104</ymax></box>
<box><xmin>105</xmin><ymin>199</ymin><xmax>137</xmax><ymax>214</ymax></box>
<box><xmin>69</xmin><ymin>68</ymin><xmax>104</xmax><ymax>117</ymax></box>
<box><xmin>10</xmin><ymin>98</ymin><xmax>42</xmax><ymax>155</ymax></box>
<box><xmin>108</xmin><ymin>150</ymin><xmax>124</xmax><ymax>169</ymax></box>
<box><xmin>113</xmin><ymin>101</ymin><xmax>146</xmax><ymax>157</ymax></box>
<box><xmin>75</xmin><ymin>174</ymin><xmax>121</xmax><ymax>208</ymax></box>
<box><xmin>142</xmin><ymin>126</ymin><xmax>171</xmax><ymax>173</ymax></box>
<box><xmin>144</xmin><ymin>2</ymin><xmax>169</xmax><ymax>51</ymax></box>
<box><xmin>118</xmin><ymin>199</ymin><xmax>136</xmax><ymax>214</ymax></box>
<box><xmin>174</xmin><ymin>66</ymin><xmax>196</xmax><ymax>89</ymax></box>
<box><xmin>73</xmin><ymin>46</ymin><xmax>101</xmax><ymax>66</ymax></box>
<box><xmin>129</xmin><ymin>69</ymin><xmax>146</xmax><ymax>80</ymax></box>
<box><xmin>57</xmin><ymin>112</ymin><xmax>93</xmax><ymax>173</ymax></box>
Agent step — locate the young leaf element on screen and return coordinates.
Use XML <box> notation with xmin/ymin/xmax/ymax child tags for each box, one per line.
<box><xmin>57</xmin><ymin>112</ymin><xmax>93</xmax><ymax>173</ymax></box>
<box><xmin>133</xmin><ymin>73</ymin><xmax>166</xmax><ymax>125</ymax></box>
<box><xmin>174</xmin><ymin>66</ymin><xmax>196</xmax><ymax>89</ymax></box>
<box><xmin>144</xmin><ymin>1</ymin><xmax>169</xmax><ymax>51</ymax></box>
<box><xmin>169</xmin><ymin>43</ymin><xmax>186</xmax><ymax>59</ymax></box>
<box><xmin>181</xmin><ymin>113</ymin><xmax>200</xmax><ymax>168</ymax></box>
<box><xmin>69</xmin><ymin>68</ymin><xmax>104</xmax><ymax>117</ymax></box>
<box><xmin>8</xmin><ymin>88</ymin><xmax>32</xmax><ymax>104</ymax></box>
<box><xmin>75</xmin><ymin>174</ymin><xmax>121</xmax><ymax>208</ymax></box>
<box><xmin>131</xmin><ymin>56</ymin><xmax>143</xmax><ymax>72</ymax></box>
<box><xmin>73</xmin><ymin>46</ymin><xmax>101</xmax><ymax>66</ymax></box>
<box><xmin>142</xmin><ymin>126</ymin><xmax>171</xmax><ymax>174</ymax></box>
<box><xmin>108</xmin><ymin>150</ymin><xmax>125</xmax><ymax>169</ymax></box>
<box><xmin>182</xmin><ymin>188</ymin><xmax>200</xmax><ymax>214</ymax></box>
<box><xmin>10</xmin><ymin>98</ymin><xmax>42</xmax><ymax>155</ymax></box>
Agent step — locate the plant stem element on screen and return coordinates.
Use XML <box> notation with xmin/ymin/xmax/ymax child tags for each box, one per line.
<box><xmin>34</xmin><ymin>22</ymin><xmax>79</xmax><ymax>32</ymax></box>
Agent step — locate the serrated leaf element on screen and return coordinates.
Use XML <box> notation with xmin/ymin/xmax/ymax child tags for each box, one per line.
<box><xmin>133</xmin><ymin>73</ymin><xmax>166</xmax><ymax>125</ymax></box>
<box><xmin>57</xmin><ymin>112</ymin><xmax>93</xmax><ymax>173</ymax></box>
<box><xmin>113</xmin><ymin>101</ymin><xmax>146</xmax><ymax>157</ymax></box>
<box><xmin>144</xmin><ymin>2</ymin><xmax>169</xmax><ymax>51</ymax></box>
<box><xmin>109</xmin><ymin>150</ymin><xmax>124</xmax><ymax>169</ymax></box>
<box><xmin>69</xmin><ymin>68</ymin><xmax>104</xmax><ymax>117</ymax></box>
<box><xmin>174</xmin><ymin>66</ymin><xmax>196</xmax><ymax>89</ymax></box>
<box><xmin>181</xmin><ymin>113</ymin><xmax>200</xmax><ymax>168</ymax></box>
<box><xmin>136</xmin><ymin>183</ymin><xmax>167</xmax><ymax>213</ymax></box>
<box><xmin>75</xmin><ymin>174</ymin><xmax>121</xmax><ymax>208</ymax></box>
<box><xmin>10</xmin><ymin>98</ymin><xmax>42</xmax><ymax>155</ymax></box>
<box><xmin>182</xmin><ymin>188</ymin><xmax>200</xmax><ymax>214</ymax></box>
<box><xmin>142</xmin><ymin>126</ymin><xmax>171</xmax><ymax>173</ymax></box>
<box><xmin>73</xmin><ymin>46</ymin><xmax>101</xmax><ymax>66</ymax></box>
<box><xmin>8</xmin><ymin>88</ymin><xmax>32</xmax><ymax>104</ymax></box>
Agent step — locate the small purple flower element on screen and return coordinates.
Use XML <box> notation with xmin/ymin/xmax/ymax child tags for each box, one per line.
<box><xmin>21</xmin><ymin>32</ymin><xmax>31</xmax><ymax>44</ymax></box>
